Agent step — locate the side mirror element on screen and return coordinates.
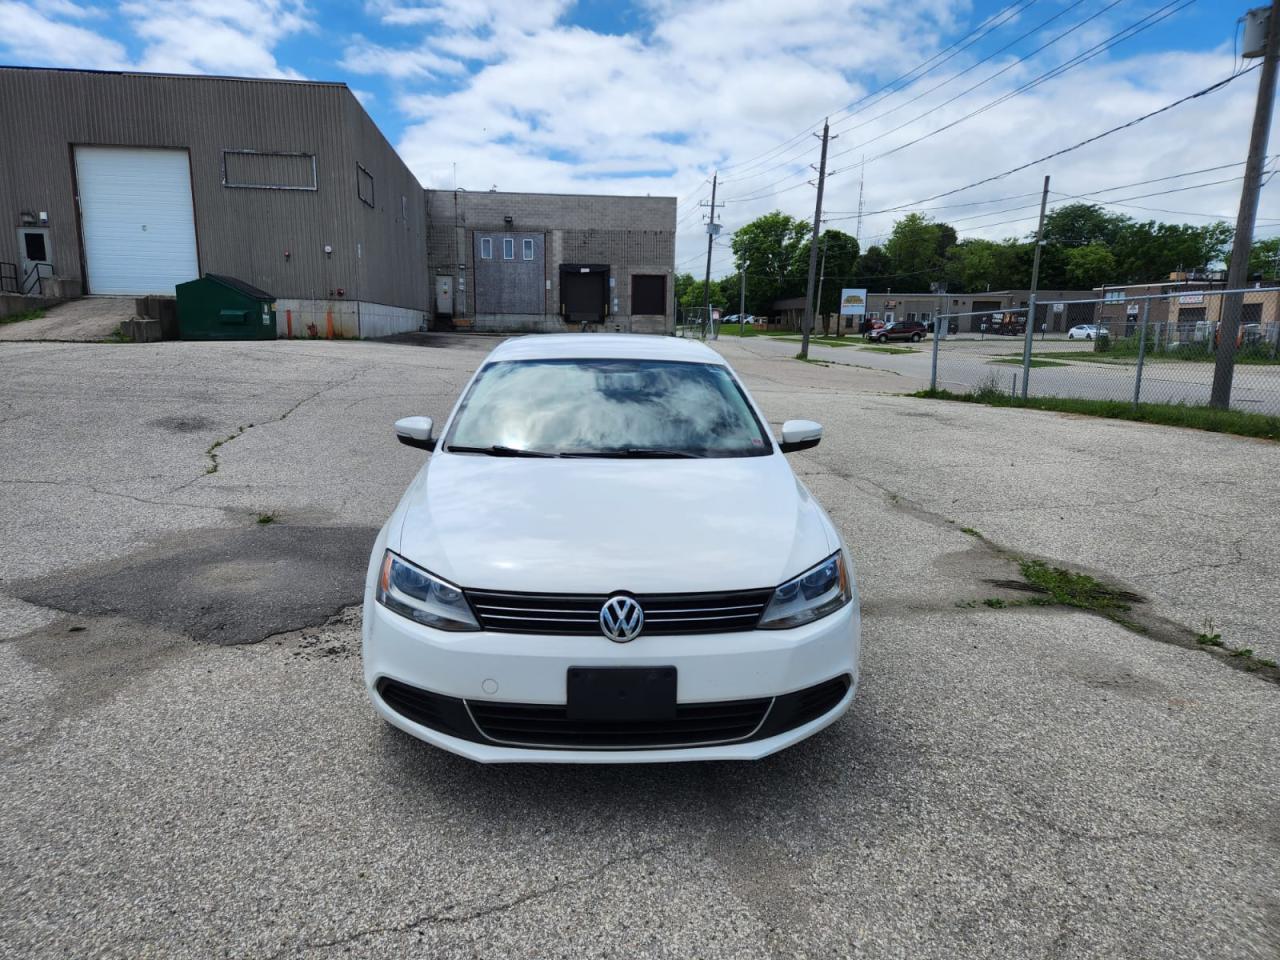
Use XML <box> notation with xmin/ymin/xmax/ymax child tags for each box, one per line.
<box><xmin>780</xmin><ymin>419</ymin><xmax>822</xmax><ymax>453</ymax></box>
<box><xmin>395</xmin><ymin>416</ymin><xmax>435</xmax><ymax>451</ymax></box>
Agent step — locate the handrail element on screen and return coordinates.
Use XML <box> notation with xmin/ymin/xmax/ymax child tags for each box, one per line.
<box><xmin>21</xmin><ymin>262</ymin><xmax>52</xmax><ymax>296</ymax></box>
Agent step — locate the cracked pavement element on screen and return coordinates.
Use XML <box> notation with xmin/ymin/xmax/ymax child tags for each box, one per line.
<box><xmin>1</xmin><ymin>335</ymin><xmax>1277</xmax><ymax>959</ymax></box>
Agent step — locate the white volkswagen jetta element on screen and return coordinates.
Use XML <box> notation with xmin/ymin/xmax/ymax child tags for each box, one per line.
<box><xmin>363</xmin><ymin>334</ymin><xmax>861</xmax><ymax>762</ymax></box>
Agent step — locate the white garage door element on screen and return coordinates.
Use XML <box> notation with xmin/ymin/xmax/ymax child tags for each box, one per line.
<box><xmin>74</xmin><ymin>147</ymin><xmax>199</xmax><ymax>295</ymax></box>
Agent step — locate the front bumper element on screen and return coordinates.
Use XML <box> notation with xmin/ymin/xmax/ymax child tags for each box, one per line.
<box><xmin>362</xmin><ymin>596</ymin><xmax>860</xmax><ymax>763</ymax></box>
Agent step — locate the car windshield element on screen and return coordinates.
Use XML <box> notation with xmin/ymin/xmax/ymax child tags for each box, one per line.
<box><xmin>445</xmin><ymin>358</ymin><xmax>772</xmax><ymax>458</ymax></box>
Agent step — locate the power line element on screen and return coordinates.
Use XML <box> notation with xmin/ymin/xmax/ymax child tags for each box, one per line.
<box><xmin>859</xmin><ymin>66</ymin><xmax>1259</xmax><ymax>212</ymax></box>
<box><xmin>826</xmin><ymin>0</ymin><xmax>1193</xmax><ymax>172</ymax></box>
<box><xmin>722</xmin><ymin>0</ymin><xmax>1192</xmax><ymax>205</ymax></box>
<box><xmin>715</xmin><ymin>0</ymin><xmax>1040</xmax><ymax>179</ymax></box>
<box><xmin>718</xmin><ymin>0</ymin><xmax>1044</xmax><ymax>189</ymax></box>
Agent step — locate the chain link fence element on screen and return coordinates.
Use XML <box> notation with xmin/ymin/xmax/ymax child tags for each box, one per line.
<box><xmin>928</xmin><ymin>287</ymin><xmax>1280</xmax><ymax>417</ymax></box>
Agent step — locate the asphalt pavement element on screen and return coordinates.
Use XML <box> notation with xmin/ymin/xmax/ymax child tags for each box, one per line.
<box><xmin>1</xmin><ymin>334</ymin><xmax>1276</xmax><ymax>959</ymax></box>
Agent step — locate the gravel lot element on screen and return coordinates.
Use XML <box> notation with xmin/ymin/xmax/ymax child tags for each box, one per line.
<box><xmin>1</xmin><ymin>334</ymin><xmax>1276</xmax><ymax>959</ymax></box>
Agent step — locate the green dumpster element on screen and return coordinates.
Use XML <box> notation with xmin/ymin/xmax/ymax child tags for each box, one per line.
<box><xmin>176</xmin><ymin>274</ymin><xmax>277</xmax><ymax>341</ymax></box>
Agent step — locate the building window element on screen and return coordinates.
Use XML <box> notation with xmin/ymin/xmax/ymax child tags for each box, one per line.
<box><xmin>523</xmin><ymin>238</ymin><xmax>534</xmax><ymax>260</ymax></box>
<box><xmin>1104</xmin><ymin>289</ymin><xmax>1125</xmax><ymax>302</ymax></box>
<box><xmin>480</xmin><ymin>237</ymin><xmax>492</xmax><ymax>259</ymax></box>
<box><xmin>356</xmin><ymin>164</ymin><xmax>375</xmax><ymax>208</ymax></box>
<box><xmin>921</xmin><ymin>311</ymin><xmax>930</xmax><ymax>322</ymax></box>
<box><xmin>222</xmin><ymin>150</ymin><xmax>317</xmax><ymax>191</ymax></box>
<box><xmin>632</xmin><ymin>274</ymin><xmax>666</xmax><ymax>315</ymax></box>
<box><xmin>503</xmin><ymin>238</ymin><xmax>515</xmax><ymax>260</ymax></box>
<box><xmin>907</xmin><ymin>312</ymin><xmax>916</xmax><ymax>322</ymax></box>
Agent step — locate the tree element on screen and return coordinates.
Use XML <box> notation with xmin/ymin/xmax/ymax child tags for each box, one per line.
<box><xmin>1042</xmin><ymin>204</ymin><xmax>1128</xmax><ymax>249</ymax></box>
<box><xmin>1063</xmin><ymin>244</ymin><xmax>1117</xmax><ymax>290</ymax></box>
<box><xmin>790</xmin><ymin>229</ymin><xmax>860</xmax><ymax>331</ymax></box>
<box><xmin>728</xmin><ymin>211</ymin><xmax>811</xmax><ymax>316</ymax></box>
<box><xmin>1248</xmin><ymin>236</ymin><xmax>1280</xmax><ymax>279</ymax></box>
<box><xmin>1113</xmin><ymin>220</ymin><xmax>1231</xmax><ymax>282</ymax></box>
<box><xmin>852</xmin><ymin>245</ymin><xmax>893</xmax><ymax>292</ymax></box>
<box><xmin>884</xmin><ymin>213</ymin><xmax>953</xmax><ymax>288</ymax></box>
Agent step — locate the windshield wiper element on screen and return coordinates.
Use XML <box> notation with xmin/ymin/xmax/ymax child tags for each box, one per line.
<box><xmin>446</xmin><ymin>444</ymin><xmax>557</xmax><ymax>458</ymax></box>
<box><xmin>560</xmin><ymin>448</ymin><xmax>703</xmax><ymax>459</ymax></box>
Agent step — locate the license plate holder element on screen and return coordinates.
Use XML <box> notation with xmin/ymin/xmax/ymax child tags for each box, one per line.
<box><xmin>566</xmin><ymin>666</ymin><xmax>677</xmax><ymax>721</ymax></box>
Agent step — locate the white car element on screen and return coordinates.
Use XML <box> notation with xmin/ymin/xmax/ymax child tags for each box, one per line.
<box><xmin>1067</xmin><ymin>324</ymin><xmax>1107</xmax><ymax>340</ymax></box>
<box><xmin>363</xmin><ymin>334</ymin><xmax>861</xmax><ymax>763</ymax></box>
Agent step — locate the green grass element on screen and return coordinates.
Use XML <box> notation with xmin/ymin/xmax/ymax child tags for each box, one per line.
<box><xmin>859</xmin><ymin>345</ymin><xmax>917</xmax><ymax>355</ymax></box>
<box><xmin>1019</xmin><ymin>559</ymin><xmax>1136</xmax><ymax>619</ymax></box>
<box><xmin>913</xmin><ymin>387</ymin><xmax>1280</xmax><ymax>441</ymax></box>
<box><xmin>1090</xmin><ymin>336</ymin><xmax>1279</xmax><ymax>365</ymax></box>
<box><xmin>990</xmin><ymin>357</ymin><xmax>1069</xmax><ymax>368</ymax></box>
<box><xmin>0</xmin><ymin>308</ymin><xmax>45</xmax><ymax>325</ymax></box>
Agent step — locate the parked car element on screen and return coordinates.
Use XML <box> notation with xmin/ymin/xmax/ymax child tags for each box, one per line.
<box><xmin>365</xmin><ymin>335</ymin><xmax>861</xmax><ymax>763</ymax></box>
<box><xmin>865</xmin><ymin>319</ymin><xmax>927</xmax><ymax>343</ymax></box>
<box><xmin>1067</xmin><ymin>324</ymin><xmax>1107</xmax><ymax>340</ymax></box>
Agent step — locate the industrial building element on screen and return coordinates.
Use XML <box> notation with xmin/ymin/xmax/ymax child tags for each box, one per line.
<box><xmin>1</xmin><ymin>66</ymin><xmax>677</xmax><ymax>337</ymax></box>
<box><xmin>425</xmin><ymin>189</ymin><xmax>676</xmax><ymax>333</ymax></box>
<box><xmin>0</xmin><ymin>66</ymin><xmax>427</xmax><ymax>337</ymax></box>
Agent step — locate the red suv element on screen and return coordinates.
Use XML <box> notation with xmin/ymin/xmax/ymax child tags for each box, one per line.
<box><xmin>865</xmin><ymin>319</ymin><xmax>927</xmax><ymax>343</ymax></box>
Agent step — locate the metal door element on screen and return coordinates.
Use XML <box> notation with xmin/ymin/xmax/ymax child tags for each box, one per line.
<box><xmin>17</xmin><ymin>227</ymin><xmax>52</xmax><ymax>294</ymax></box>
<box><xmin>74</xmin><ymin>146</ymin><xmax>198</xmax><ymax>294</ymax></box>
<box><xmin>435</xmin><ymin>275</ymin><xmax>454</xmax><ymax>316</ymax></box>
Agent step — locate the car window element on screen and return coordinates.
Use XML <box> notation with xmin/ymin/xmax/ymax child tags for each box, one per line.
<box><xmin>445</xmin><ymin>358</ymin><xmax>773</xmax><ymax>457</ymax></box>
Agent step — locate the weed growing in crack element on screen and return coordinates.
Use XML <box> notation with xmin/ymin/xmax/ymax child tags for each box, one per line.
<box><xmin>983</xmin><ymin>598</ymin><xmax>1006</xmax><ymax>609</ymax></box>
<box><xmin>960</xmin><ymin>527</ymin><xmax>981</xmax><ymax>537</ymax></box>
<box><xmin>256</xmin><ymin>512</ymin><xmax>277</xmax><ymax>525</ymax></box>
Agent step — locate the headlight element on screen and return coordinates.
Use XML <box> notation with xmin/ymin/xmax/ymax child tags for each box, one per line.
<box><xmin>758</xmin><ymin>551</ymin><xmax>852</xmax><ymax>629</ymax></box>
<box><xmin>376</xmin><ymin>551</ymin><xmax>479</xmax><ymax>631</ymax></box>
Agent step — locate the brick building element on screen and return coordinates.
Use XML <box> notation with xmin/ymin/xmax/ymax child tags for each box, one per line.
<box><xmin>426</xmin><ymin>189</ymin><xmax>676</xmax><ymax>334</ymax></box>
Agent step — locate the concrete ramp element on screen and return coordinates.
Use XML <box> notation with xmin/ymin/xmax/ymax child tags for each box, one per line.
<box><xmin>0</xmin><ymin>296</ymin><xmax>135</xmax><ymax>342</ymax></box>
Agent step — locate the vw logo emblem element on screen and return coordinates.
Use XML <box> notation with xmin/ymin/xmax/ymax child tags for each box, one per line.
<box><xmin>599</xmin><ymin>595</ymin><xmax>644</xmax><ymax>643</ymax></box>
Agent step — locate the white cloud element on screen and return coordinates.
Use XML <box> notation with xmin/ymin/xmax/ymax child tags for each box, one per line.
<box><xmin>340</xmin><ymin>37</ymin><xmax>464</xmax><ymax>79</ymax></box>
<box><xmin>120</xmin><ymin>0</ymin><xmax>312</xmax><ymax>78</ymax></box>
<box><xmin>0</xmin><ymin>2</ymin><xmax>127</xmax><ymax>67</ymax></box>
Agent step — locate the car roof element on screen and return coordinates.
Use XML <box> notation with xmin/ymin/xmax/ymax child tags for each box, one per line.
<box><xmin>485</xmin><ymin>334</ymin><xmax>728</xmax><ymax>365</ymax></box>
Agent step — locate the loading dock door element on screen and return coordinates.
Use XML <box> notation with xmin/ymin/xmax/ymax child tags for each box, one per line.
<box><xmin>74</xmin><ymin>147</ymin><xmax>199</xmax><ymax>295</ymax></box>
<box><xmin>561</xmin><ymin>266</ymin><xmax>607</xmax><ymax>325</ymax></box>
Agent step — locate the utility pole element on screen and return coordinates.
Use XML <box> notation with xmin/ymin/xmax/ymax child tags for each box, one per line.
<box><xmin>738</xmin><ymin>259</ymin><xmax>749</xmax><ymax>336</ymax></box>
<box><xmin>1019</xmin><ymin>174</ymin><xmax>1051</xmax><ymax>399</ymax></box>
<box><xmin>1212</xmin><ymin>0</ymin><xmax>1280</xmax><ymax>408</ymax></box>
<box><xmin>700</xmin><ymin>173</ymin><xmax>720</xmax><ymax>342</ymax></box>
<box><xmin>814</xmin><ymin>238</ymin><xmax>828</xmax><ymax>336</ymax></box>
<box><xmin>800</xmin><ymin>120</ymin><xmax>834</xmax><ymax>359</ymax></box>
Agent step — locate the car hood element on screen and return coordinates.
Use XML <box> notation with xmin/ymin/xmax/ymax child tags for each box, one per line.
<box><xmin>393</xmin><ymin>453</ymin><xmax>836</xmax><ymax>594</ymax></box>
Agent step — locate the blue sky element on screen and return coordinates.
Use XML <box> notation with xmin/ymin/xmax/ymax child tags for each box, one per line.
<box><xmin>2</xmin><ymin>0</ymin><xmax>1269</xmax><ymax>272</ymax></box>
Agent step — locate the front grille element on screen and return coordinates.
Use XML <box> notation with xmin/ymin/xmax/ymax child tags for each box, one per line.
<box><xmin>465</xmin><ymin>588</ymin><xmax>774</xmax><ymax>636</ymax></box>
<box><xmin>467</xmin><ymin>696</ymin><xmax>772</xmax><ymax>749</ymax></box>
<box><xmin>376</xmin><ymin>674</ymin><xmax>854</xmax><ymax>751</ymax></box>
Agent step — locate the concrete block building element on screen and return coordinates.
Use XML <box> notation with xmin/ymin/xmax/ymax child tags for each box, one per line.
<box><xmin>426</xmin><ymin>189</ymin><xmax>676</xmax><ymax>333</ymax></box>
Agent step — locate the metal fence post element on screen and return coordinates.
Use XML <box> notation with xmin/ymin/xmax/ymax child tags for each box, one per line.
<box><xmin>930</xmin><ymin>313</ymin><xmax>943</xmax><ymax>392</ymax></box>
<box><xmin>1133</xmin><ymin>300</ymin><xmax>1150</xmax><ymax>407</ymax></box>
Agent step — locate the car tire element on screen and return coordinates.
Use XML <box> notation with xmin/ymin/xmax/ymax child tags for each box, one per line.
<box><xmin>911</xmin><ymin>333</ymin><xmax>922</xmax><ymax>342</ymax></box>
<box><xmin>1086</xmin><ymin>334</ymin><xmax>1093</xmax><ymax>340</ymax></box>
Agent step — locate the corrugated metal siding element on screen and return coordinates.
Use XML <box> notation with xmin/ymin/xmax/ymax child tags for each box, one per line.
<box><xmin>0</xmin><ymin>68</ymin><xmax>425</xmax><ymax>310</ymax></box>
